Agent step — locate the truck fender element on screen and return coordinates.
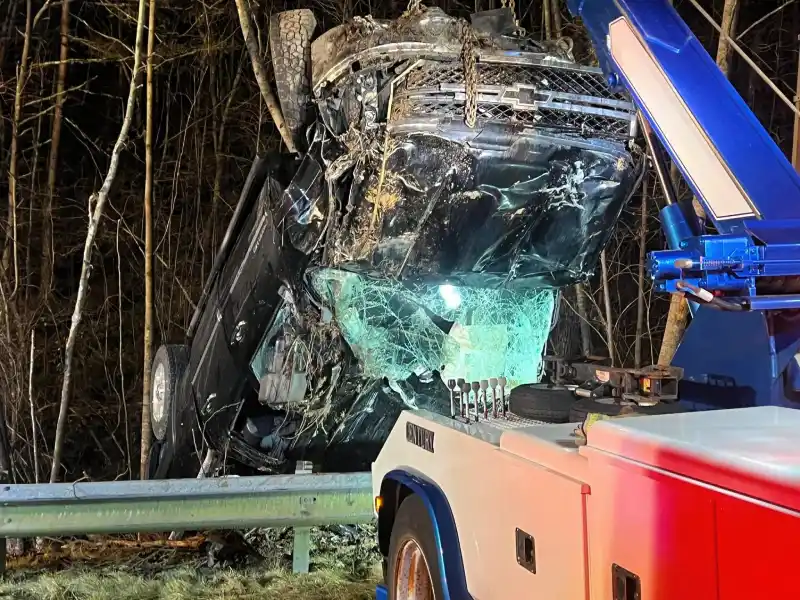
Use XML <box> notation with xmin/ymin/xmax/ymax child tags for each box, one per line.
<box><xmin>378</xmin><ymin>469</ymin><xmax>473</xmax><ymax>600</ymax></box>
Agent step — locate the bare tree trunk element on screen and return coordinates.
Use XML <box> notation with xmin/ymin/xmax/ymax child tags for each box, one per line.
<box><xmin>210</xmin><ymin>54</ymin><xmax>245</xmax><ymax>252</ymax></box>
<box><xmin>28</xmin><ymin>329</ymin><xmax>37</xmax><ymax>482</ymax></box>
<box><xmin>790</xmin><ymin>1</ymin><xmax>800</xmax><ymax>170</ymax></box>
<box><xmin>41</xmin><ymin>0</ymin><xmax>71</xmax><ymax>305</ymax></box>
<box><xmin>25</xmin><ymin>77</ymin><xmax>45</xmax><ymax>306</ymax></box>
<box><xmin>0</xmin><ymin>0</ymin><xmax>21</xmax><ymax>69</ymax></box>
<box><xmin>50</xmin><ymin>0</ymin><xmax>148</xmax><ymax>483</ymax></box>
<box><xmin>0</xmin><ymin>401</ymin><xmax>9</xmax><ymax>567</ymax></box>
<box><xmin>658</xmin><ymin>292</ymin><xmax>689</xmax><ymax>366</ymax></box>
<box><xmin>234</xmin><ymin>0</ymin><xmax>296</xmax><ymax>152</ymax></box>
<box><xmin>0</xmin><ymin>399</ymin><xmax>10</xmax><ymax>481</ymax></box>
<box><xmin>5</xmin><ymin>0</ymin><xmax>32</xmax><ymax>297</ymax></box>
<box><xmin>140</xmin><ymin>0</ymin><xmax>157</xmax><ymax>481</ymax></box>
<box><xmin>117</xmin><ymin>220</ymin><xmax>132</xmax><ymax>478</ymax></box>
<box><xmin>575</xmin><ymin>283</ymin><xmax>592</xmax><ymax>357</ymax></box>
<box><xmin>542</xmin><ymin>0</ymin><xmax>552</xmax><ymax>40</ymax></box>
<box><xmin>715</xmin><ymin>0</ymin><xmax>740</xmax><ymax>76</ymax></box>
<box><xmin>600</xmin><ymin>250</ymin><xmax>615</xmax><ymax>365</ymax></box>
<box><xmin>0</xmin><ymin>1</ymin><xmax>21</xmax><ymax>186</ymax></box>
<box><xmin>635</xmin><ymin>177</ymin><xmax>648</xmax><ymax>368</ymax></box>
<box><xmin>656</xmin><ymin>0</ymin><xmax>738</xmax><ymax>366</ymax></box>
<box><xmin>550</xmin><ymin>0</ymin><xmax>562</xmax><ymax>37</ymax></box>
<box><xmin>657</xmin><ymin>196</ymin><xmax>707</xmax><ymax>365</ymax></box>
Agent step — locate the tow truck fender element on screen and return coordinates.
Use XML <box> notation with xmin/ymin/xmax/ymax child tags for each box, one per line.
<box><xmin>378</xmin><ymin>469</ymin><xmax>473</xmax><ymax>600</ymax></box>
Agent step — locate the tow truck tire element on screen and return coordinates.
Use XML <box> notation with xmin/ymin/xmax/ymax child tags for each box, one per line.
<box><xmin>568</xmin><ymin>397</ymin><xmax>689</xmax><ymax>423</ymax></box>
<box><xmin>508</xmin><ymin>383</ymin><xmax>575</xmax><ymax>423</ymax></box>
<box><xmin>388</xmin><ymin>494</ymin><xmax>446</xmax><ymax>600</ymax></box>
<box><xmin>269</xmin><ymin>9</ymin><xmax>317</xmax><ymax>150</ymax></box>
<box><xmin>150</xmin><ymin>344</ymin><xmax>189</xmax><ymax>442</ymax></box>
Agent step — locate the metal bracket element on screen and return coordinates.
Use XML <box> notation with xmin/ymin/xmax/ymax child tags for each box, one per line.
<box><xmin>612</xmin><ymin>564</ymin><xmax>641</xmax><ymax>600</ymax></box>
<box><xmin>515</xmin><ymin>528</ymin><xmax>536</xmax><ymax>574</ymax></box>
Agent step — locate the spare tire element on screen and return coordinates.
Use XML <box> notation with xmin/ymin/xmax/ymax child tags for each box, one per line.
<box><xmin>269</xmin><ymin>9</ymin><xmax>317</xmax><ymax>150</ymax></box>
<box><xmin>569</xmin><ymin>397</ymin><xmax>689</xmax><ymax>423</ymax></box>
<box><xmin>150</xmin><ymin>344</ymin><xmax>189</xmax><ymax>441</ymax></box>
<box><xmin>508</xmin><ymin>384</ymin><xmax>576</xmax><ymax>423</ymax></box>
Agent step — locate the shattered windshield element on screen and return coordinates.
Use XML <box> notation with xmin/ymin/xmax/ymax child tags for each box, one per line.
<box><xmin>246</xmin><ymin>6</ymin><xmax>640</xmax><ymax>471</ymax></box>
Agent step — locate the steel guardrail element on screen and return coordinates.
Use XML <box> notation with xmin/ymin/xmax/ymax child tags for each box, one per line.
<box><xmin>0</xmin><ymin>472</ymin><xmax>374</xmax><ymax>537</ymax></box>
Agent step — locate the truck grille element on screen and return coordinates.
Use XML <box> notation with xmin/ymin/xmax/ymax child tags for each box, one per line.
<box><xmin>392</xmin><ymin>56</ymin><xmax>636</xmax><ymax>140</ymax></box>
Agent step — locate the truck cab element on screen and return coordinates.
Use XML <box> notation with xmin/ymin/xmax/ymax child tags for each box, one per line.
<box><xmin>148</xmin><ymin>6</ymin><xmax>639</xmax><ymax>480</ymax></box>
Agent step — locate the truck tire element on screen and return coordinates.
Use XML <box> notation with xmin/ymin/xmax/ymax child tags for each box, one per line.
<box><xmin>569</xmin><ymin>397</ymin><xmax>688</xmax><ymax>423</ymax></box>
<box><xmin>388</xmin><ymin>494</ymin><xmax>446</xmax><ymax>600</ymax></box>
<box><xmin>269</xmin><ymin>9</ymin><xmax>316</xmax><ymax>150</ymax></box>
<box><xmin>150</xmin><ymin>344</ymin><xmax>189</xmax><ymax>442</ymax></box>
<box><xmin>146</xmin><ymin>440</ymin><xmax>162</xmax><ymax>480</ymax></box>
<box><xmin>508</xmin><ymin>384</ymin><xmax>575</xmax><ymax>423</ymax></box>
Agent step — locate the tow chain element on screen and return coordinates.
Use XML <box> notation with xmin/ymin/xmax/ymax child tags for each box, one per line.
<box><xmin>460</xmin><ymin>21</ymin><xmax>478</xmax><ymax>128</ymax></box>
<box><xmin>500</xmin><ymin>0</ymin><xmax>519</xmax><ymax>27</ymax></box>
<box><xmin>405</xmin><ymin>0</ymin><xmax>477</xmax><ymax>128</ymax></box>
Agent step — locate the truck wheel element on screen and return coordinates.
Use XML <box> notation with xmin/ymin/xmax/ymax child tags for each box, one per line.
<box><xmin>388</xmin><ymin>494</ymin><xmax>446</xmax><ymax>600</ymax></box>
<box><xmin>150</xmin><ymin>344</ymin><xmax>189</xmax><ymax>441</ymax></box>
<box><xmin>569</xmin><ymin>397</ymin><xmax>688</xmax><ymax>423</ymax></box>
<box><xmin>508</xmin><ymin>384</ymin><xmax>575</xmax><ymax>423</ymax></box>
<box><xmin>269</xmin><ymin>9</ymin><xmax>317</xmax><ymax>151</ymax></box>
<box><xmin>146</xmin><ymin>440</ymin><xmax>162</xmax><ymax>480</ymax></box>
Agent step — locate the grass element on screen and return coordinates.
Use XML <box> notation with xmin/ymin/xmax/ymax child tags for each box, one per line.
<box><xmin>0</xmin><ymin>566</ymin><xmax>381</xmax><ymax>600</ymax></box>
<box><xmin>0</xmin><ymin>526</ymin><xmax>382</xmax><ymax>599</ymax></box>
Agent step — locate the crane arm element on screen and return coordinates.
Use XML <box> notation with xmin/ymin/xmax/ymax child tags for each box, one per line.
<box><xmin>568</xmin><ymin>0</ymin><xmax>800</xmax><ymax>307</ymax></box>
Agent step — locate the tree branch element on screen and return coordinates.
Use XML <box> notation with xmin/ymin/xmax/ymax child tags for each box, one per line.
<box><xmin>140</xmin><ymin>0</ymin><xmax>157</xmax><ymax>481</ymax></box>
<box><xmin>49</xmin><ymin>0</ymin><xmax>148</xmax><ymax>483</ymax></box>
<box><xmin>233</xmin><ymin>0</ymin><xmax>296</xmax><ymax>153</ymax></box>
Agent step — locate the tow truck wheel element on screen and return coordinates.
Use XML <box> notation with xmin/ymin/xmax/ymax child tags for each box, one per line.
<box><xmin>150</xmin><ymin>344</ymin><xmax>189</xmax><ymax>442</ymax></box>
<box><xmin>388</xmin><ymin>494</ymin><xmax>445</xmax><ymax>600</ymax></box>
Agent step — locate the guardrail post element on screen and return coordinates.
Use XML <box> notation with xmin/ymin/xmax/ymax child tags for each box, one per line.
<box><xmin>0</xmin><ymin>408</ymin><xmax>8</xmax><ymax>577</ymax></box>
<box><xmin>292</xmin><ymin>461</ymin><xmax>313</xmax><ymax>574</ymax></box>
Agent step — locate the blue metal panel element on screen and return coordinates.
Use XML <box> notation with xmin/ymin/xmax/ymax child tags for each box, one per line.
<box><xmin>375</xmin><ymin>584</ymin><xmax>388</xmax><ymax>600</ymax></box>
<box><xmin>744</xmin><ymin>296</ymin><xmax>800</xmax><ymax>311</ymax></box>
<box><xmin>568</xmin><ymin>0</ymin><xmax>800</xmax><ymax>233</ymax></box>
<box><xmin>744</xmin><ymin>220</ymin><xmax>800</xmax><ymax>245</ymax></box>
<box><xmin>673</xmin><ymin>307</ymin><xmax>800</xmax><ymax>410</ymax></box>
<box><xmin>382</xmin><ymin>470</ymin><xmax>473</xmax><ymax>600</ymax></box>
<box><xmin>661</xmin><ymin>202</ymin><xmax>698</xmax><ymax>250</ymax></box>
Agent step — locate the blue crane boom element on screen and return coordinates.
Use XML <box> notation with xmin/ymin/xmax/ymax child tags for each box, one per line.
<box><xmin>570</xmin><ymin>0</ymin><xmax>800</xmax><ymax>304</ymax></box>
<box><xmin>570</xmin><ymin>0</ymin><xmax>800</xmax><ymax>229</ymax></box>
<box><xmin>568</xmin><ymin>0</ymin><xmax>800</xmax><ymax>410</ymax></box>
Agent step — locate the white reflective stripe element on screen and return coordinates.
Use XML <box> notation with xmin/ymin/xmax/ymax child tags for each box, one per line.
<box><xmin>609</xmin><ymin>18</ymin><xmax>757</xmax><ymax>221</ymax></box>
<box><xmin>696</xmin><ymin>287</ymin><xmax>715</xmax><ymax>303</ymax></box>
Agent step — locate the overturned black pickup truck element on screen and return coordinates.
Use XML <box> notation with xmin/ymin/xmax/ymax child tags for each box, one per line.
<box><xmin>147</xmin><ymin>6</ymin><xmax>641</xmax><ymax>479</ymax></box>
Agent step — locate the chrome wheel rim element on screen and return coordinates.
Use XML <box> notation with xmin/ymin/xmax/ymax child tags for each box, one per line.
<box><xmin>152</xmin><ymin>363</ymin><xmax>166</xmax><ymax>423</ymax></box>
<box><xmin>394</xmin><ymin>539</ymin><xmax>434</xmax><ymax>600</ymax></box>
